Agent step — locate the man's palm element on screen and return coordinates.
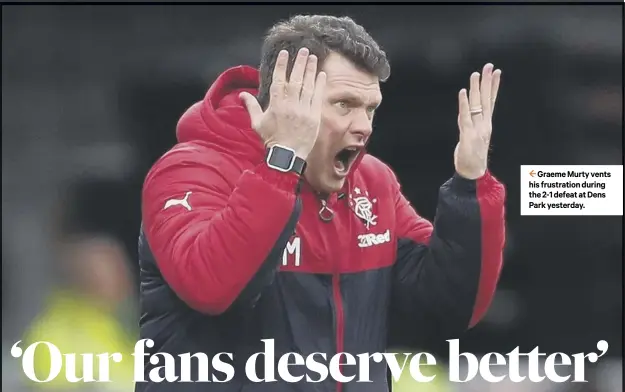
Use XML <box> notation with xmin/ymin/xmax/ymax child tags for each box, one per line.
<box><xmin>455</xmin><ymin>64</ymin><xmax>502</xmax><ymax>180</ymax></box>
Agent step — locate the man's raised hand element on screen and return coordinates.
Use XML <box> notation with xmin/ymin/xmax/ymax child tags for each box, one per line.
<box><xmin>240</xmin><ymin>48</ymin><xmax>327</xmax><ymax>160</ymax></box>
<box><xmin>454</xmin><ymin>63</ymin><xmax>502</xmax><ymax>180</ymax></box>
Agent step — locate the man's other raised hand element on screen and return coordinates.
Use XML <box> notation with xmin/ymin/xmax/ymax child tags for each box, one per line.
<box><xmin>454</xmin><ymin>63</ymin><xmax>502</xmax><ymax>180</ymax></box>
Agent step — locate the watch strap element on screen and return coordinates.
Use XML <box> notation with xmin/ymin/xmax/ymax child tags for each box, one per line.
<box><xmin>290</xmin><ymin>155</ymin><xmax>307</xmax><ymax>176</ymax></box>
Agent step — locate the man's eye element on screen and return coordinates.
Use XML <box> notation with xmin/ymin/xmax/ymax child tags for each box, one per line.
<box><xmin>336</xmin><ymin>101</ymin><xmax>348</xmax><ymax>109</ymax></box>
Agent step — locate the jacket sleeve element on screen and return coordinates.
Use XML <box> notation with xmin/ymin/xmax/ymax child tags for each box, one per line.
<box><xmin>141</xmin><ymin>145</ymin><xmax>302</xmax><ymax>315</ymax></box>
<box><xmin>388</xmin><ymin>167</ymin><xmax>506</xmax><ymax>342</ymax></box>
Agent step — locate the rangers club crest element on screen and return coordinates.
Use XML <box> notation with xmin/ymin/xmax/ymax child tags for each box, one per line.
<box><xmin>349</xmin><ymin>187</ymin><xmax>377</xmax><ymax>229</ymax></box>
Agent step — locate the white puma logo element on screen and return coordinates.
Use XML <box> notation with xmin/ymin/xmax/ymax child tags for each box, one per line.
<box><xmin>164</xmin><ymin>192</ymin><xmax>192</xmax><ymax>211</ymax></box>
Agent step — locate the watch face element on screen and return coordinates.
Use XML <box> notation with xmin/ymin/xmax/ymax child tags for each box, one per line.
<box><xmin>268</xmin><ymin>146</ymin><xmax>295</xmax><ymax>171</ymax></box>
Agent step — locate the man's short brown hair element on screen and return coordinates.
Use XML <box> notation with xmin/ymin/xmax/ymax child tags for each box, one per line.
<box><xmin>257</xmin><ymin>15</ymin><xmax>391</xmax><ymax>109</ymax></box>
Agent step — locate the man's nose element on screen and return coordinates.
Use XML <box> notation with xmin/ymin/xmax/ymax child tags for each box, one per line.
<box><xmin>350</xmin><ymin>110</ymin><xmax>373</xmax><ymax>142</ymax></box>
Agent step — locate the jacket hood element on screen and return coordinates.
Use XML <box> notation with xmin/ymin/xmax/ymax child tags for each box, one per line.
<box><xmin>176</xmin><ymin>65</ymin><xmax>265</xmax><ymax>163</ymax></box>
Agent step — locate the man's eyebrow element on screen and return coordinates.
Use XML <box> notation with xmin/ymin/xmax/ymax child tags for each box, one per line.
<box><xmin>329</xmin><ymin>91</ymin><xmax>360</xmax><ymax>100</ymax></box>
<box><xmin>330</xmin><ymin>92</ymin><xmax>381</xmax><ymax>106</ymax></box>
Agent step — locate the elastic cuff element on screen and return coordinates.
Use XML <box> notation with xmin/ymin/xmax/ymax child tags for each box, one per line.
<box><xmin>254</xmin><ymin>162</ymin><xmax>302</xmax><ymax>194</ymax></box>
<box><xmin>451</xmin><ymin>170</ymin><xmax>499</xmax><ymax>193</ymax></box>
<box><xmin>450</xmin><ymin>171</ymin><xmax>478</xmax><ymax>194</ymax></box>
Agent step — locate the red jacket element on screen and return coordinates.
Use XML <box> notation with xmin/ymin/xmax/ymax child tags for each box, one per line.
<box><xmin>137</xmin><ymin>65</ymin><xmax>506</xmax><ymax>392</ymax></box>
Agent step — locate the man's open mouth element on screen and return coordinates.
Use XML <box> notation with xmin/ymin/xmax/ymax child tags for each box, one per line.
<box><xmin>333</xmin><ymin>146</ymin><xmax>361</xmax><ymax>176</ymax></box>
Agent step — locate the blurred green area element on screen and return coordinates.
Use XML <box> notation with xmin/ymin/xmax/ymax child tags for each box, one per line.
<box><xmin>20</xmin><ymin>235</ymin><xmax>138</xmax><ymax>391</ymax></box>
<box><xmin>390</xmin><ymin>352</ymin><xmax>451</xmax><ymax>392</ymax></box>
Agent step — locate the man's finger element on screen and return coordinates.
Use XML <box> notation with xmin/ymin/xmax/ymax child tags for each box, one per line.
<box><xmin>310</xmin><ymin>71</ymin><xmax>327</xmax><ymax>116</ymax></box>
<box><xmin>239</xmin><ymin>92</ymin><xmax>263</xmax><ymax>130</ymax></box>
<box><xmin>286</xmin><ymin>47</ymin><xmax>310</xmax><ymax>102</ymax></box>
<box><xmin>270</xmin><ymin>50</ymin><xmax>289</xmax><ymax>103</ymax></box>
<box><xmin>458</xmin><ymin>89</ymin><xmax>472</xmax><ymax>132</ymax></box>
<box><xmin>480</xmin><ymin>63</ymin><xmax>494</xmax><ymax>119</ymax></box>
<box><xmin>491</xmin><ymin>69</ymin><xmax>502</xmax><ymax>114</ymax></box>
<box><xmin>457</xmin><ymin>115</ymin><xmax>463</xmax><ymax>137</ymax></box>
<box><xmin>300</xmin><ymin>54</ymin><xmax>318</xmax><ymax>106</ymax></box>
<box><xmin>469</xmin><ymin>72</ymin><xmax>483</xmax><ymax>122</ymax></box>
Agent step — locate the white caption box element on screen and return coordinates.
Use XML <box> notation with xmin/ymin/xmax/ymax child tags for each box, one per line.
<box><xmin>520</xmin><ymin>165</ymin><xmax>623</xmax><ymax>216</ymax></box>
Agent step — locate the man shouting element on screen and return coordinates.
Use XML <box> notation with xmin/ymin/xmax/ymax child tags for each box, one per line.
<box><xmin>137</xmin><ymin>14</ymin><xmax>506</xmax><ymax>392</ymax></box>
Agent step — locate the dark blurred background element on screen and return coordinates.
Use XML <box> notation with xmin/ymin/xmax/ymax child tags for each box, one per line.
<box><xmin>2</xmin><ymin>4</ymin><xmax>622</xmax><ymax>392</ymax></box>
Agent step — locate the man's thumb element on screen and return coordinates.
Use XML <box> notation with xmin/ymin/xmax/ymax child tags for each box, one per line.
<box><xmin>239</xmin><ymin>92</ymin><xmax>263</xmax><ymax>127</ymax></box>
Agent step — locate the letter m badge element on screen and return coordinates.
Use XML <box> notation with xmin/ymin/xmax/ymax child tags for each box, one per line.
<box><xmin>282</xmin><ymin>237</ymin><xmax>301</xmax><ymax>267</ymax></box>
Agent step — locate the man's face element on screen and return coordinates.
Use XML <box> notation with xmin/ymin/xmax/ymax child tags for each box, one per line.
<box><xmin>304</xmin><ymin>52</ymin><xmax>382</xmax><ymax>195</ymax></box>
